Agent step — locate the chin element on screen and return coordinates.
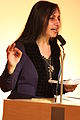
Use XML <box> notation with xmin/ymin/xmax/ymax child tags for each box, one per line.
<box><xmin>51</xmin><ymin>34</ymin><xmax>57</xmax><ymax>38</ymax></box>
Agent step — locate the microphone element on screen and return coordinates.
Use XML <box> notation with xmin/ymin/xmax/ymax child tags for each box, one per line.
<box><xmin>57</xmin><ymin>35</ymin><xmax>66</xmax><ymax>46</ymax></box>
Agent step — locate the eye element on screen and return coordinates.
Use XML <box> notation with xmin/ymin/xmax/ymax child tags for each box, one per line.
<box><xmin>49</xmin><ymin>15</ymin><xmax>55</xmax><ymax>20</ymax></box>
<box><xmin>49</xmin><ymin>16</ymin><xmax>60</xmax><ymax>22</ymax></box>
<box><xmin>58</xmin><ymin>16</ymin><xmax>60</xmax><ymax>21</ymax></box>
<box><xmin>49</xmin><ymin>16</ymin><xmax>54</xmax><ymax>20</ymax></box>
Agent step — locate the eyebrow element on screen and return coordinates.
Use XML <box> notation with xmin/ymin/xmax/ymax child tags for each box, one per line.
<box><xmin>50</xmin><ymin>14</ymin><xmax>60</xmax><ymax>18</ymax></box>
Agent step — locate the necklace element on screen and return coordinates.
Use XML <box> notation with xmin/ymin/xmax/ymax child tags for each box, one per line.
<box><xmin>42</xmin><ymin>56</ymin><xmax>54</xmax><ymax>82</ymax></box>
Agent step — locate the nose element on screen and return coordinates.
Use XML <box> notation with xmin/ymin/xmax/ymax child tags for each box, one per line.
<box><xmin>54</xmin><ymin>19</ymin><xmax>60</xmax><ymax>26</ymax></box>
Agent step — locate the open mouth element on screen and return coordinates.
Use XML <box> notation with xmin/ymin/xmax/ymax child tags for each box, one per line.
<box><xmin>51</xmin><ymin>28</ymin><xmax>58</xmax><ymax>33</ymax></box>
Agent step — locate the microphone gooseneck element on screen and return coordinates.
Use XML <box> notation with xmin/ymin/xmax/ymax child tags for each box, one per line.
<box><xmin>57</xmin><ymin>35</ymin><xmax>66</xmax><ymax>46</ymax></box>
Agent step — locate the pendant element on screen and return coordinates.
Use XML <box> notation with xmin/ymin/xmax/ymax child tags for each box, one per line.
<box><xmin>48</xmin><ymin>65</ymin><xmax>54</xmax><ymax>72</ymax></box>
<box><xmin>48</xmin><ymin>65</ymin><xmax>54</xmax><ymax>82</ymax></box>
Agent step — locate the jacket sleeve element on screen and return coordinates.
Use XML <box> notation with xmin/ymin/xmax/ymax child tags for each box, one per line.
<box><xmin>0</xmin><ymin>41</ymin><xmax>26</xmax><ymax>92</ymax></box>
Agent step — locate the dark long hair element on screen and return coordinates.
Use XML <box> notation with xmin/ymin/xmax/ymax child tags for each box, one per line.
<box><xmin>18</xmin><ymin>1</ymin><xmax>60</xmax><ymax>43</ymax></box>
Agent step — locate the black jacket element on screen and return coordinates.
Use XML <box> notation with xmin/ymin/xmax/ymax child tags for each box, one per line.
<box><xmin>0</xmin><ymin>40</ymin><xmax>60</xmax><ymax>99</ymax></box>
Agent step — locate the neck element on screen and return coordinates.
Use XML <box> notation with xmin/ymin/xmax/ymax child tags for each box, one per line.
<box><xmin>36</xmin><ymin>34</ymin><xmax>50</xmax><ymax>45</ymax></box>
<box><xmin>36</xmin><ymin>35</ymin><xmax>51</xmax><ymax>59</ymax></box>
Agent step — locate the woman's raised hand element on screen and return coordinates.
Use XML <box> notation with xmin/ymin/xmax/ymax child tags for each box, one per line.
<box><xmin>6</xmin><ymin>43</ymin><xmax>22</xmax><ymax>74</ymax></box>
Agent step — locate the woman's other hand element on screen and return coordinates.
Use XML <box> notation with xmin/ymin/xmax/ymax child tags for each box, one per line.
<box><xmin>64</xmin><ymin>84</ymin><xmax>77</xmax><ymax>92</ymax></box>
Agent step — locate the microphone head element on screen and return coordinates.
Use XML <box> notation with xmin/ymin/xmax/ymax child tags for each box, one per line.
<box><xmin>57</xmin><ymin>35</ymin><xmax>66</xmax><ymax>46</ymax></box>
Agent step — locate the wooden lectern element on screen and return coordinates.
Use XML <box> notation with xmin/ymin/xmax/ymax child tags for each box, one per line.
<box><xmin>2</xmin><ymin>98</ymin><xmax>80</xmax><ymax>120</ymax></box>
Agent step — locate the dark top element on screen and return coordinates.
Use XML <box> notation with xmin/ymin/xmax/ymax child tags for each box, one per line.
<box><xmin>0</xmin><ymin>40</ymin><xmax>60</xmax><ymax>99</ymax></box>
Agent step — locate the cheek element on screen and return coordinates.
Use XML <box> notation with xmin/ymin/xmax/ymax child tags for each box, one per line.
<box><xmin>48</xmin><ymin>21</ymin><xmax>53</xmax><ymax>27</ymax></box>
<box><xmin>59</xmin><ymin>22</ymin><xmax>61</xmax><ymax>28</ymax></box>
<box><xmin>46</xmin><ymin>23</ymin><xmax>52</xmax><ymax>32</ymax></box>
<box><xmin>46</xmin><ymin>26</ymin><xmax>51</xmax><ymax>35</ymax></box>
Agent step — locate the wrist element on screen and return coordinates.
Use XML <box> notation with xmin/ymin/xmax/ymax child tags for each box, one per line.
<box><xmin>7</xmin><ymin>64</ymin><xmax>16</xmax><ymax>74</ymax></box>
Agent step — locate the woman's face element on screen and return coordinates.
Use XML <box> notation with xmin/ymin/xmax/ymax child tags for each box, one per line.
<box><xmin>45</xmin><ymin>9</ymin><xmax>61</xmax><ymax>38</ymax></box>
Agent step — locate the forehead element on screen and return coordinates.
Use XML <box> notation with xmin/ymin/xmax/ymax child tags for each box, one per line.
<box><xmin>51</xmin><ymin>9</ymin><xmax>60</xmax><ymax>16</ymax></box>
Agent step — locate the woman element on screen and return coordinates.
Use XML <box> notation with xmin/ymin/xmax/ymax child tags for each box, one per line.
<box><xmin>0</xmin><ymin>1</ymin><xmax>76</xmax><ymax>99</ymax></box>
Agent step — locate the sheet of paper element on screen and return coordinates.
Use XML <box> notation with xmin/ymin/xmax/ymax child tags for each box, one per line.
<box><xmin>48</xmin><ymin>78</ymin><xmax>80</xmax><ymax>85</ymax></box>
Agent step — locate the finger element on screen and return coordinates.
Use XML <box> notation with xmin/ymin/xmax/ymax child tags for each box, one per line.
<box><xmin>7</xmin><ymin>43</ymin><xmax>16</xmax><ymax>53</ymax></box>
<box><xmin>6</xmin><ymin>45</ymin><xmax>12</xmax><ymax>57</ymax></box>
<box><xmin>6</xmin><ymin>45</ymin><xmax>10</xmax><ymax>53</ymax></box>
<box><xmin>9</xmin><ymin>43</ymin><xmax>16</xmax><ymax>51</ymax></box>
<box><xmin>73</xmin><ymin>85</ymin><xmax>77</xmax><ymax>89</ymax></box>
<box><xmin>14</xmin><ymin>48</ymin><xmax>22</xmax><ymax>58</ymax></box>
